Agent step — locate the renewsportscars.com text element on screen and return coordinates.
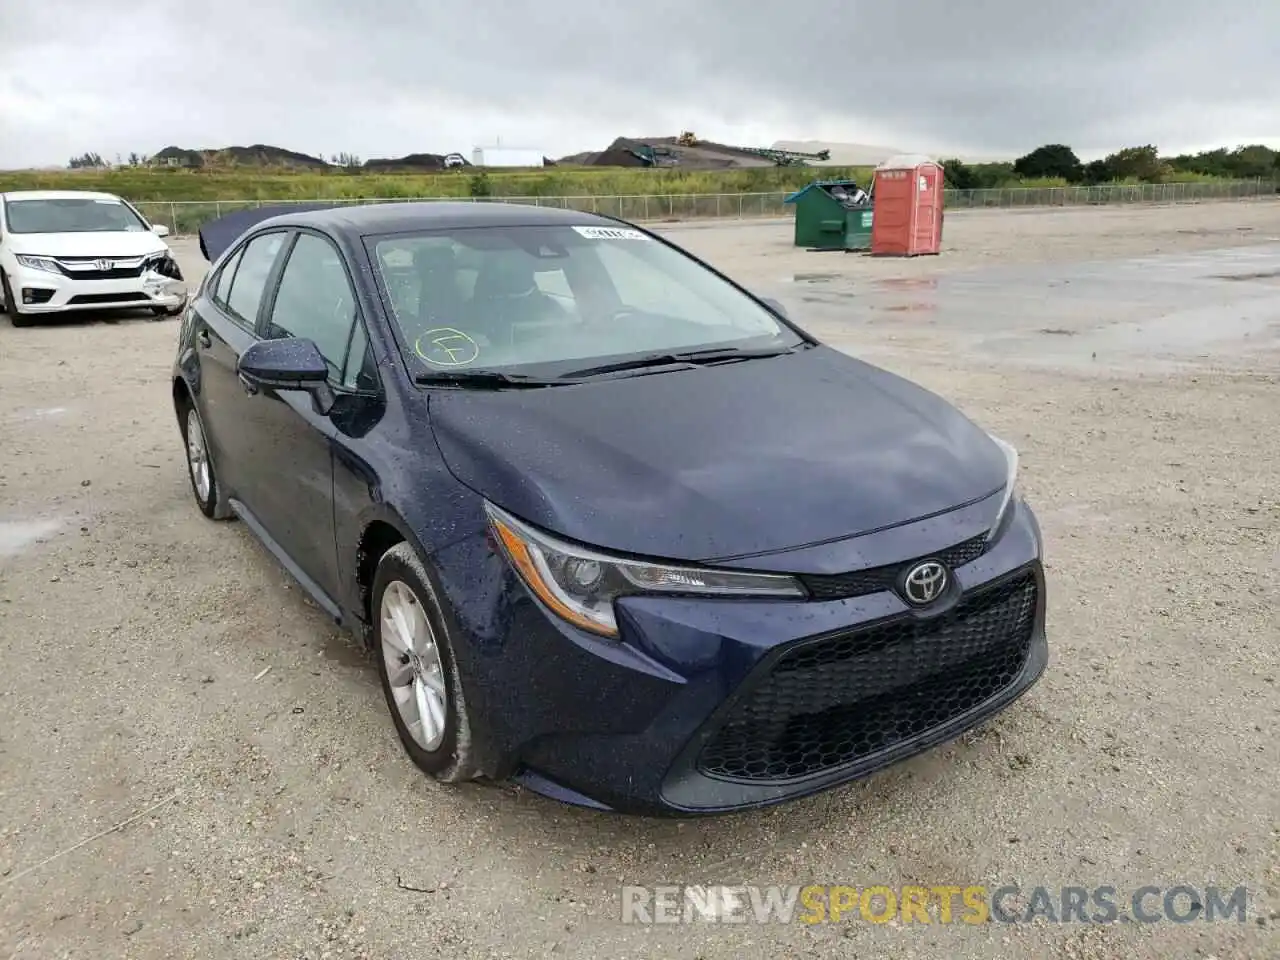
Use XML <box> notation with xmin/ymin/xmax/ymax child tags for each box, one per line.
<box><xmin>620</xmin><ymin>884</ymin><xmax>1250</xmax><ymax>926</ymax></box>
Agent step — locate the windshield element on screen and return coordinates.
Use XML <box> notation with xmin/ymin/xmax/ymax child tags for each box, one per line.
<box><xmin>4</xmin><ymin>197</ymin><xmax>149</xmax><ymax>234</ymax></box>
<box><xmin>367</xmin><ymin>224</ymin><xmax>804</xmax><ymax>378</ymax></box>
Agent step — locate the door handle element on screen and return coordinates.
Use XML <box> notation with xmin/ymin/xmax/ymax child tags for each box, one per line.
<box><xmin>197</xmin><ymin>329</ymin><xmax>211</xmax><ymax>348</ymax></box>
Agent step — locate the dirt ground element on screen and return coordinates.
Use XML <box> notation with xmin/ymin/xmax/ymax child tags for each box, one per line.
<box><xmin>1</xmin><ymin>200</ymin><xmax>1278</xmax><ymax>959</ymax></box>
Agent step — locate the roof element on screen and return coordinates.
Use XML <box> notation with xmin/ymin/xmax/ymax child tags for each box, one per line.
<box><xmin>876</xmin><ymin>154</ymin><xmax>941</xmax><ymax>170</ymax></box>
<box><xmin>1</xmin><ymin>189</ymin><xmax>124</xmax><ymax>202</ymax></box>
<box><xmin>273</xmin><ymin>200</ymin><xmax>611</xmax><ymax>235</ymax></box>
<box><xmin>197</xmin><ymin>200</ymin><xmax>617</xmax><ymax>262</ymax></box>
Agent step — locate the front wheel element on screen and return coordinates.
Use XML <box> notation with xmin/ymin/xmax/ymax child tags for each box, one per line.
<box><xmin>372</xmin><ymin>542</ymin><xmax>482</xmax><ymax>784</ymax></box>
<box><xmin>1</xmin><ymin>272</ymin><xmax>34</xmax><ymax>327</ymax></box>
<box><xmin>151</xmin><ymin>300</ymin><xmax>186</xmax><ymax>319</ymax></box>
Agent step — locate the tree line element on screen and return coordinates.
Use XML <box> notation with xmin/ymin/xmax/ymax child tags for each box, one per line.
<box><xmin>68</xmin><ymin>151</ymin><xmax>152</xmax><ymax>168</ymax></box>
<box><xmin>941</xmin><ymin>143</ymin><xmax>1280</xmax><ymax>191</ymax></box>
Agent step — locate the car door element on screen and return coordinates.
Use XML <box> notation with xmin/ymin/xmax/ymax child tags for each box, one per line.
<box><xmin>234</xmin><ymin>229</ymin><xmax>371</xmax><ymax>605</ymax></box>
<box><xmin>192</xmin><ymin>230</ymin><xmax>288</xmax><ymax>501</ymax></box>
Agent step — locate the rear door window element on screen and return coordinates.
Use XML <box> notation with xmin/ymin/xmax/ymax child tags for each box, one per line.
<box><xmin>211</xmin><ymin>248</ymin><xmax>244</xmax><ymax>307</ymax></box>
<box><xmin>225</xmin><ymin>232</ymin><xmax>286</xmax><ymax>330</ymax></box>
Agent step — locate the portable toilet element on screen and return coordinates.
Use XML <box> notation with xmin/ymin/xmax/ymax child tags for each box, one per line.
<box><xmin>784</xmin><ymin>180</ymin><xmax>874</xmax><ymax>251</ymax></box>
<box><xmin>870</xmin><ymin>155</ymin><xmax>944</xmax><ymax>257</ymax></box>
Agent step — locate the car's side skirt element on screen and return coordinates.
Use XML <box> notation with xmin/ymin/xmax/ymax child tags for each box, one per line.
<box><xmin>228</xmin><ymin>498</ymin><xmax>343</xmax><ymax>623</ymax></box>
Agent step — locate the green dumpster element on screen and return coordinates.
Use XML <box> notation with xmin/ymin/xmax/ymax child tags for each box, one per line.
<box><xmin>784</xmin><ymin>179</ymin><xmax>873</xmax><ymax>251</ymax></box>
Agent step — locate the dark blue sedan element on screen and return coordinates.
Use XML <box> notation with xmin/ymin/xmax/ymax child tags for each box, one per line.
<box><xmin>173</xmin><ymin>201</ymin><xmax>1047</xmax><ymax>815</ymax></box>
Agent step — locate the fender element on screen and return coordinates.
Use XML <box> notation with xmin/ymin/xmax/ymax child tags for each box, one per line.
<box><xmin>340</xmin><ymin>496</ymin><xmax>488</xmax><ymax>638</ymax></box>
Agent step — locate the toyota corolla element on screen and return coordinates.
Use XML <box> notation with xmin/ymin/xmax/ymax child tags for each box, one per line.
<box><xmin>173</xmin><ymin>201</ymin><xmax>1047</xmax><ymax>815</ymax></box>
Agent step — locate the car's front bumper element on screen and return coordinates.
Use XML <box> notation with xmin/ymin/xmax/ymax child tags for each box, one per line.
<box><xmin>7</xmin><ymin>265</ymin><xmax>187</xmax><ymax>314</ymax></box>
<box><xmin>435</xmin><ymin>498</ymin><xmax>1048</xmax><ymax>816</ymax></box>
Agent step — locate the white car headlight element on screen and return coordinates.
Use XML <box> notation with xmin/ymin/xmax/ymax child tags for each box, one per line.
<box><xmin>485</xmin><ymin>502</ymin><xmax>805</xmax><ymax>638</ymax></box>
<box><xmin>14</xmin><ymin>255</ymin><xmax>61</xmax><ymax>275</ymax></box>
<box><xmin>988</xmin><ymin>433</ymin><xmax>1020</xmax><ymax>537</ymax></box>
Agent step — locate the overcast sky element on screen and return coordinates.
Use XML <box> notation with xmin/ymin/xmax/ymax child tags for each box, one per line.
<box><xmin>1</xmin><ymin>0</ymin><xmax>1276</xmax><ymax>169</ymax></box>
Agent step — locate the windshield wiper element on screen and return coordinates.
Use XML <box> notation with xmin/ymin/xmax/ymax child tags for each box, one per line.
<box><xmin>560</xmin><ymin>344</ymin><xmax>802</xmax><ymax>380</ymax></box>
<box><xmin>413</xmin><ymin>370</ymin><xmax>573</xmax><ymax>389</ymax></box>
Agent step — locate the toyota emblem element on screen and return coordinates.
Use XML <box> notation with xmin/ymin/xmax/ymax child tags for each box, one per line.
<box><xmin>902</xmin><ymin>560</ymin><xmax>948</xmax><ymax>606</ymax></box>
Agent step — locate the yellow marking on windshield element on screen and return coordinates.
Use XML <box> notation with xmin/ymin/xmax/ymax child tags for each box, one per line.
<box><xmin>414</xmin><ymin>327</ymin><xmax>480</xmax><ymax>366</ymax></box>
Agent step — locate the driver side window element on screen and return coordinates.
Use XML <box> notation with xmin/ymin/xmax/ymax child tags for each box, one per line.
<box><xmin>265</xmin><ymin>232</ymin><xmax>369</xmax><ymax>389</ymax></box>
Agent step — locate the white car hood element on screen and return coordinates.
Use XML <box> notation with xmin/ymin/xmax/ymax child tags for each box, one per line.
<box><xmin>7</xmin><ymin>231</ymin><xmax>170</xmax><ymax>258</ymax></box>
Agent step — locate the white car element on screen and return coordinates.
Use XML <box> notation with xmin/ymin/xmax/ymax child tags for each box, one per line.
<box><xmin>0</xmin><ymin>190</ymin><xmax>188</xmax><ymax>327</ymax></box>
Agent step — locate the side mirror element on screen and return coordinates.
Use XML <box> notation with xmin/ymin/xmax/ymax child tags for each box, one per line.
<box><xmin>761</xmin><ymin>297</ymin><xmax>789</xmax><ymax>319</ymax></box>
<box><xmin>237</xmin><ymin>338</ymin><xmax>335</xmax><ymax>415</ymax></box>
<box><xmin>151</xmin><ymin>223</ymin><xmax>170</xmax><ymax>238</ymax></box>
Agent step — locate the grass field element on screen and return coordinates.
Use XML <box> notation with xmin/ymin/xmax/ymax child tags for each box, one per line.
<box><xmin>4</xmin><ymin>166</ymin><xmax>1270</xmax><ymax>235</ymax></box>
<box><xmin>0</xmin><ymin>165</ymin><xmax>874</xmax><ymax>202</ymax></box>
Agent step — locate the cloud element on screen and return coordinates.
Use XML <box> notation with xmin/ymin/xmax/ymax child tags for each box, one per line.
<box><xmin>1</xmin><ymin>0</ymin><xmax>1277</xmax><ymax>168</ymax></box>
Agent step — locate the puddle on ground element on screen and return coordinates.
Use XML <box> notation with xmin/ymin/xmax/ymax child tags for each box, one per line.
<box><xmin>875</xmin><ymin>278</ymin><xmax>940</xmax><ymax>291</ymax></box>
<box><xmin>789</xmin><ymin>272</ymin><xmax>843</xmax><ymax>284</ymax></box>
<box><xmin>0</xmin><ymin>519</ymin><xmax>63</xmax><ymax>558</ymax></box>
<box><xmin>1213</xmin><ymin>269</ymin><xmax>1280</xmax><ymax>282</ymax></box>
<box><xmin>6</xmin><ymin>407</ymin><xmax>68</xmax><ymax>422</ymax></box>
<box><xmin>878</xmin><ymin>302</ymin><xmax>937</xmax><ymax>314</ymax></box>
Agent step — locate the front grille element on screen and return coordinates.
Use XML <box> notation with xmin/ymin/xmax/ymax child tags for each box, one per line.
<box><xmin>53</xmin><ymin>256</ymin><xmax>149</xmax><ymax>280</ymax></box>
<box><xmin>696</xmin><ymin>572</ymin><xmax>1038</xmax><ymax>782</ymax></box>
<box><xmin>67</xmin><ymin>293</ymin><xmax>150</xmax><ymax>304</ymax></box>
<box><xmin>798</xmin><ymin>534</ymin><xmax>988</xmax><ymax>601</ymax></box>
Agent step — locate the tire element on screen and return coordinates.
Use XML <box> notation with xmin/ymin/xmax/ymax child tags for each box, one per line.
<box><xmin>177</xmin><ymin>396</ymin><xmax>232</xmax><ymax>520</ymax></box>
<box><xmin>1</xmin><ymin>272</ymin><xmax>34</xmax><ymax>327</ymax></box>
<box><xmin>372</xmin><ymin>542</ymin><xmax>482</xmax><ymax>784</ymax></box>
<box><xmin>151</xmin><ymin>298</ymin><xmax>186</xmax><ymax>320</ymax></box>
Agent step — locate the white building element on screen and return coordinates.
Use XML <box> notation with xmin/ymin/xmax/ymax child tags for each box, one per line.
<box><xmin>471</xmin><ymin>147</ymin><xmax>545</xmax><ymax>168</ymax></box>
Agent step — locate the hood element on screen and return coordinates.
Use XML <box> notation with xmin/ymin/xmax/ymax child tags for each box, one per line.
<box><xmin>429</xmin><ymin>346</ymin><xmax>1008</xmax><ymax>565</ymax></box>
<box><xmin>7</xmin><ymin>230</ymin><xmax>169</xmax><ymax>258</ymax></box>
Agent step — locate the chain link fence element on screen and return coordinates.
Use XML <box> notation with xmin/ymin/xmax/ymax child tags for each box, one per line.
<box><xmin>136</xmin><ymin>179</ymin><xmax>1274</xmax><ymax>235</ymax></box>
<box><xmin>944</xmin><ymin>178</ymin><xmax>1270</xmax><ymax>209</ymax></box>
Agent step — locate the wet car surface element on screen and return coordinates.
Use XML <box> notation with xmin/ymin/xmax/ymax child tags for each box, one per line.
<box><xmin>169</xmin><ymin>201</ymin><xmax>1045</xmax><ymax>815</ymax></box>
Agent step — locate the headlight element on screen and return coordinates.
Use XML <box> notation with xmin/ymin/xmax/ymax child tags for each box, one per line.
<box><xmin>485</xmin><ymin>502</ymin><xmax>805</xmax><ymax>638</ymax></box>
<box><xmin>987</xmin><ymin>433</ymin><xmax>1020</xmax><ymax>538</ymax></box>
<box><xmin>145</xmin><ymin>254</ymin><xmax>184</xmax><ymax>281</ymax></box>
<box><xmin>14</xmin><ymin>255</ymin><xmax>60</xmax><ymax>275</ymax></box>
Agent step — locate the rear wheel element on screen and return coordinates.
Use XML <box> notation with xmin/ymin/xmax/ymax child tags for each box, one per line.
<box><xmin>372</xmin><ymin>542</ymin><xmax>482</xmax><ymax>784</ymax></box>
<box><xmin>1</xmin><ymin>272</ymin><xmax>34</xmax><ymax>327</ymax></box>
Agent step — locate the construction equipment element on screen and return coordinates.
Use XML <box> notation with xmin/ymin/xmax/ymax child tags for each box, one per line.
<box><xmin>626</xmin><ymin>144</ymin><xmax>680</xmax><ymax>167</ymax></box>
<box><xmin>676</xmin><ymin>132</ymin><xmax>829</xmax><ymax>166</ymax></box>
<box><xmin>738</xmin><ymin>145</ymin><xmax>832</xmax><ymax>166</ymax></box>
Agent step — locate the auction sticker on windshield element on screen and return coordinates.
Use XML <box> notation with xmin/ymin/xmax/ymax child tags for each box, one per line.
<box><xmin>571</xmin><ymin>226</ymin><xmax>649</xmax><ymax>240</ymax></box>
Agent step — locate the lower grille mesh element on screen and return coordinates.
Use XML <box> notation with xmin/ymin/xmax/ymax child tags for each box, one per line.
<box><xmin>697</xmin><ymin>573</ymin><xmax>1038</xmax><ymax>782</ymax></box>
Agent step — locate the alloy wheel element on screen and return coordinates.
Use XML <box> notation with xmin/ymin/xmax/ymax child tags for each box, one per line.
<box><xmin>185</xmin><ymin>408</ymin><xmax>211</xmax><ymax>502</ymax></box>
<box><xmin>380</xmin><ymin>580</ymin><xmax>448</xmax><ymax>751</ymax></box>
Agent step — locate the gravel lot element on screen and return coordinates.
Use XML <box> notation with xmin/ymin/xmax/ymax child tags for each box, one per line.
<box><xmin>1</xmin><ymin>199</ymin><xmax>1278</xmax><ymax>959</ymax></box>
